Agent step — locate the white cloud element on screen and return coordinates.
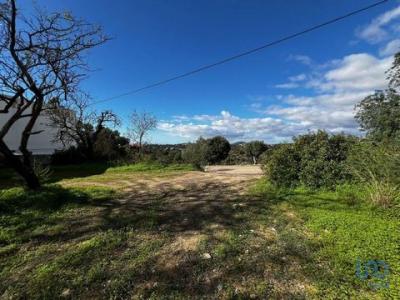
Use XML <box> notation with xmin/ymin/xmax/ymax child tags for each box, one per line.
<box><xmin>159</xmin><ymin>6</ymin><xmax>399</xmax><ymax>144</ymax></box>
<box><xmin>262</xmin><ymin>52</ymin><xmax>393</xmax><ymax>139</ymax></box>
<box><xmin>275</xmin><ymin>73</ymin><xmax>307</xmax><ymax>89</ymax></box>
<box><xmin>158</xmin><ymin>110</ymin><xmax>295</xmax><ymax>143</ymax></box>
<box><xmin>171</xmin><ymin>115</ymin><xmax>190</xmax><ymax>122</ymax></box>
<box><xmin>379</xmin><ymin>39</ymin><xmax>400</xmax><ymax>56</ymax></box>
<box><xmin>320</xmin><ymin>53</ymin><xmax>391</xmax><ymax>91</ymax></box>
<box><xmin>289</xmin><ymin>73</ymin><xmax>307</xmax><ymax>82</ymax></box>
<box><xmin>288</xmin><ymin>54</ymin><xmax>312</xmax><ymax>66</ymax></box>
<box><xmin>159</xmin><ymin>51</ymin><xmax>392</xmax><ymax>143</ymax></box>
<box><xmin>275</xmin><ymin>82</ymin><xmax>299</xmax><ymax>89</ymax></box>
<box><xmin>357</xmin><ymin>5</ymin><xmax>400</xmax><ymax>43</ymax></box>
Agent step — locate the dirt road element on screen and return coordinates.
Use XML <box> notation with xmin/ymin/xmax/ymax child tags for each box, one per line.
<box><xmin>120</xmin><ymin>164</ymin><xmax>263</xmax><ymax>193</ymax></box>
<box><xmin>114</xmin><ymin>165</ymin><xmax>264</xmax><ymax>232</ymax></box>
<box><xmin>6</xmin><ymin>164</ymin><xmax>315</xmax><ymax>298</ymax></box>
<box><xmin>205</xmin><ymin>165</ymin><xmax>263</xmax><ymax>177</ymax></box>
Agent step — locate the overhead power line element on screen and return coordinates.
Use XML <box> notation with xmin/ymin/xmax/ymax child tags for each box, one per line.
<box><xmin>92</xmin><ymin>0</ymin><xmax>389</xmax><ymax>105</ymax></box>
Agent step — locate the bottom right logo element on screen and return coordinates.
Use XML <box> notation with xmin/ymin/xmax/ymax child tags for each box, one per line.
<box><xmin>355</xmin><ymin>258</ymin><xmax>390</xmax><ymax>289</ymax></box>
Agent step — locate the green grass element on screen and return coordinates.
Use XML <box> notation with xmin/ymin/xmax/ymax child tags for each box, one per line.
<box><xmin>0</xmin><ymin>185</ymin><xmax>116</xmax><ymax>245</ymax></box>
<box><xmin>1</xmin><ymin>169</ymin><xmax>399</xmax><ymax>298</ymax></box>
<box><xmin>0</xmin><ymin>184</ymin><xmax>168</xmax><ymax>299</ymax></box>
<box><xmin>106</xmin><ymin>162</ymin><xmax>195</xmax><ymax>173</ymax></box>
<box><xmin>249</xmin><ymin>179</ymin><xmax>400</xmax><ymax>299</ymax></box>
<box><xmin>0</xmin><ymin>162</ymin><xmax>196</xmax><ymax>188</ymax></box>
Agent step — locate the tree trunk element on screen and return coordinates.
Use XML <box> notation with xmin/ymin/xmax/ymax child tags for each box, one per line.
<box><xmin>139</xmin><ymin>133</ymin><xmax>144</xmax><ymax>152</ymax></box>
<box><xmin>0</xmin><ymin>140</ymin><xmax>40</xmax><ymax>190</ymax></box>
<box><xmin>252</xmin><ymin>156</ymin><xmax>257</xmax><ymax>165</ymax></box>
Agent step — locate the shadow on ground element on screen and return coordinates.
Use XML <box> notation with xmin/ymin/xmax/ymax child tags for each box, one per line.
<box><xmin>0</xmin><ymin>173</ymin><xmax>330</xmax><ymax>299</ymax></box>
<box><xmin>0</xmin><ymin>163</ymin><xmax>110</xmax><ymax>189</ymax></box>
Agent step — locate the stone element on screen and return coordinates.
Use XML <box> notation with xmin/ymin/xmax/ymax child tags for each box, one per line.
<box><xmin>61</xmin><ymin>289</ymin><xmax>71</xmax><ymax>298</ymax></box>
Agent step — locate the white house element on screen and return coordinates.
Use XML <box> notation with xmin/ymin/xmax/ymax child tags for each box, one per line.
<box><xmin>0</xmin><ymin>104</ymin><xmax>67</xmax><ymax>155</ymax></box>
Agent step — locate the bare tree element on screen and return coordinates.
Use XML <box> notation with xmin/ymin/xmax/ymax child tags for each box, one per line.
<box><xmin>0</xmin><ymin>0</ymin><xmax>107</xmax><ymax>189</ymax></box>
<box><xmin>127</xmin><ymin>111</ymin><xmax>157</xmax><ymax>152</ymax></box>
<box><xmin>49</xmin><ymin>94</ymin><xmax>120</xmax><ymax>160</ymax></box>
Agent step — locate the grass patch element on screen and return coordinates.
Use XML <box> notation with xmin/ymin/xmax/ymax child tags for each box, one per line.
<box><xmin>0</xmin><ymin>183</ymin><xmax>168</xmax><ymax>299</ymax></box>
<box><xmin>250</xmin><ymin>179</ymin><xmax>400</xmax><ymax>299</ymax></box>
<box><xmin>0</xmin><ymin>162</ymin><xmax>196</xmax><ymax>188</ymax></box>
<box><xmin>106</xmin><ymin>162</ymin><xmax>195</xmax><ymax>173</ymax></box>
<box><xmin>0</xmin><ymin>185</ymin><xmax>117</xmax><ymax>246</ymax></box>
<box><xmin>2</xmin><ymin>168</ymin><xmax>398</xmax><ymax>298</ymax></box>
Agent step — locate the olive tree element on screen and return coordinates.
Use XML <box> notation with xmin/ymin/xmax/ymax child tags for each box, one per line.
<box><xmin>245</xmin><ymin>140</ymin><xmax>267</xmax><ymax>164</ymax></box>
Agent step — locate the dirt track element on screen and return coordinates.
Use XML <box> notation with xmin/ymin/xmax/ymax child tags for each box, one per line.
<box><xmin>107</xmin><ymin>165</ymin><xmax>264</xmax><ymax>234</ymax></box>
<box><xmin>205</xmin><ymin>165</ymin><xmax>263</xmax><ymax>177</ymax></box>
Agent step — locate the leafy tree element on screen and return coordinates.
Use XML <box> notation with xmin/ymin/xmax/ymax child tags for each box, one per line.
<box><xmin>204</xmin><ymin>136</ymin><xmax>231</xmax><ymax>164</ymax></box>
<box><xmin>355</xmin><ymin>51</ymin><xmax>400</xmax><ymax>143</ymax></box>
<box><xmin>0</xmin><ymin>0</ymin><xmax>107</xmax><ymax>189</ymax></box>
<box><xmin>245</xmin><ymin>141</ymin><xmax>268</xmax><ymax>164</ymax></box>
<box><xmin>223</xmin><ymin>143</ymin><xmax>250</xmax><ymax>165</ymax></box>
<box><xmin>355</xmin><ymin>90</ymin><xmax>400</xmax><ymax>143</ymax></box>
<box><xmin>388</xmin><ymin>51</ymin><xmax>400</xmax><ymax>89</ymax></box>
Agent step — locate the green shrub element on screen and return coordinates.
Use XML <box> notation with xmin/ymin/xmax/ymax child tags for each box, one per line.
<box><xmin>262</xmin><ymin>144</ymin><xmax>300</xmax><ymax>188</ymax></box>
<box><xmin>294</xmin><ymin>131</ymin><xmax>355</xmax><ymax>189</ymax></box>
<box><xmin>182</xmin><ymin>138</ymin><xmax>208</xmax><ymax>169</ymax></box>
<box><xmin>262</xmin><ymin>131</ymin><xmax>355</xmax><ymax>189</ymax></box>
<box><xmin>204</xmin><ymin>136</ymin><xmax>231</xmax><ymax>164</ymax></box>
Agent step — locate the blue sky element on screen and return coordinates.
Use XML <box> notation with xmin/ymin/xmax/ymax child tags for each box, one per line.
<box><xmin>21</xmin><ymin>0</ymin><xmax>400</xmax><ymax>143</ymax></box>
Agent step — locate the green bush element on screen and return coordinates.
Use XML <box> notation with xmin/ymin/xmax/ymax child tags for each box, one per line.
<box><xmin>204</xmin><ymin>136</ymin><xmax>231</xmax><ymax>164</ymax></box>
<box><xmin>262</xmin><ymin>144</ymin><xmax>300</xmax><ymax>188</ymax></box>
<box><xmin>182</xmin><ymin>138</ymin><xmax>208</xmax><ymax>169</ymax></box>
<box><xmin>262</xmin><ymin>131</ymin><xmax>355</xmax><ymax>189</ymax></box>
<box><xmin>295</xmin><ymin>131</ymin><xmax>355</xmax><ymax>189</ymax></box>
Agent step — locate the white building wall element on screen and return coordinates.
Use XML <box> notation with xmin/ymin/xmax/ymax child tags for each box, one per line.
<box><xmin>0</xmin><ymin>106</ymin><xmax>66</xmax><ymax>155</ymax></box>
